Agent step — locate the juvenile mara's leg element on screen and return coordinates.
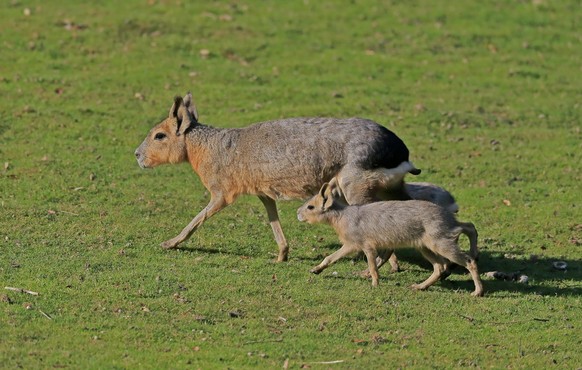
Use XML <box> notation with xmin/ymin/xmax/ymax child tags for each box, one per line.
<box><xmin>385</xmin><ymin>252</ymin><xmax>400</xmax><ymax>272</ymax></box>
<box><xmin>311</xmin><ymin>244</ymin><xmax>357</xmax><ymax>275</ymax></box>
<box><xmin>360</xmin><ymin>249</ymin><xmax>397</xmax><ymax>278</ymax></box>
<box><xmin>258</xmin><ymin>196</ymin><xmax>289</xmax><ymax>262</ymax></box>
<box><xmin>362</xmin><ymin>247</ymin><xmax>380</xmax><ymax>287</ymax></box>
<box><xmin>437</xmin><ymin>241</ymin><xmax>484</xmax><ymax>297</ymax></box>
<box><xmin>458</xmin><ymin>222</ymin><xmax>479</xmax><ymax>260</ymax></box>
<box><xmin>410</xmin><ymin>247</ymin><xmax>448</xmax><ymax>291</ymax></box>
<box><xmin>161</xmin><ymin>195</ymin><xmax>229</xmax><ymax>249</ymax></box>
<box><xmin>439</xmin><ymin>259</ymin><xmax>453</xmax><ymax>281</ymax></box>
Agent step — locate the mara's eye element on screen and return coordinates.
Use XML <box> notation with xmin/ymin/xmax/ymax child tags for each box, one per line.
<box><xmin>154</xmin><ymin>132</ymin><xmax>166</xmax><ymax>140</ymax></box>
<box><xmin>307</xmin><ymin>205</ymin><xmax>315</xmax><ymax>210</ymax></box>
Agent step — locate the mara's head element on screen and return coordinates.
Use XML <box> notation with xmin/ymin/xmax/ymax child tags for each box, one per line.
<box><xmin>297</xmin><ymin>179</ymin><xmax>343</xmax><ymax>223</ymax></box>
<box><xmin>134</xmin><ymin>92</ymin><xmax>199</xmax><ymax>169</ymax></box>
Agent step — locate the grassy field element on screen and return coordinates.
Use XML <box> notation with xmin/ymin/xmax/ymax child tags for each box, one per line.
<box><xmin>1</xmin><ymin>0</ymin><xmax>581</xmax><ymax>368</ymax></box>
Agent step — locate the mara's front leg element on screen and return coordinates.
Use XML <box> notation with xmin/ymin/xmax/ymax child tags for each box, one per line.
<box><xmin>161</xmin><ymin>196</ymin><xmax>228</xmax><ymax>249</ymax></box>
<box><xmin>311</xmin><ymin>244</ymin><xmax>356</xmax><ymax>275</ymax></box>
<box><xmin>258</xmin><ymin>196</ymin><xmax>289</xmax><ymax>262</ymax></box>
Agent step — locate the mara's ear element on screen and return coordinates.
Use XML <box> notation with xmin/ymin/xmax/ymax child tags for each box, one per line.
<box><xmin>169</xmin><ymin>96</ymin><xmax>183</xmax><ymax>118</ymax></box>
<box><xmin>182</xmin><ymin>92</ymin><xmax>199</xmax><ymax>122</ymax></box>
<box><xmin>318</xmin><ymin>182</ymin><xmax>329</xmax><ymax>199</ymax></box>
<box><xmin>327</xmin><ymin>178</ymin><xmax>342</xmax><ymax>199</ymax></box>
<box><xmin>176</xmin><ymin>92</ymin><xmax>198</xmax><ymax>136</ymax></box>
<box><xmin>319</xmin><ymin>182</ymin><xmax>334</xmax><ymax>210</ymax></box>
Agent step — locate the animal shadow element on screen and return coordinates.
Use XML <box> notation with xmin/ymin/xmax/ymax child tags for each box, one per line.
<box><xmin>374</xmin><ymin>248</ymin><xmax>581</xmax><ymax>296</ymax></box>
<box><xmin>171</xmin><ymin>242</ymin><xmax>581</xmax><ymax>296</ymax></box>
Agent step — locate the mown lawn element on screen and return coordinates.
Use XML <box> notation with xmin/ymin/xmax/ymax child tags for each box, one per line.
<box><xmin>1</xmin><ymin>0</ymin><xmax>581</xmax><ymax>368</ymax></box>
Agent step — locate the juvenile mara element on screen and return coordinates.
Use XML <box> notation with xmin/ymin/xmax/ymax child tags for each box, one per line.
<box><xmin>297</xmin><ymin>181</ymin><xmax>484</xmax><ymax>296</ymax></box>
<box><xmin>135</xmin><ymin>92</ymin><xmax>420</xmax><ymax>262</ymax></box>
<box><xmin>333</xmin><ymin>180</ymin><xmax>467</xmax><ymax>274</ymax></box>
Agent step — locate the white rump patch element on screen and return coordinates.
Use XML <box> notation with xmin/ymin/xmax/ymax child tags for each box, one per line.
<box><xmin>378</xmin><ymin>161</ymin><xmax>417</xmax><ymax>176</ymax></box>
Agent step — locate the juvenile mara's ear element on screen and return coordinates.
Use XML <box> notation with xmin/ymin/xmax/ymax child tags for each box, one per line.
<box><xmin>318</xmin><ymin>182</ymin><xmax>334</xmax><ymax>210</ymax></box>
<box><xmin>176</xmin><ymin>92</ymin><xmax>199</xmax><ymax>136</ymax></box>
<box><xmin>327</xmin><ymin>178</ymin><xmax>342</xmax><ymax>199</ymax></box>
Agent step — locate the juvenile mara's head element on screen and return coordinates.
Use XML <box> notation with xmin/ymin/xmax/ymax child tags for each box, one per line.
<box><xmin>297</xmin><ymin>179</ymin><xmax>343</xmax><ymax>224</ymax></box>
<box><xmin>134</xmin><ymin>92</ymin><xmax>199</xmax><ymax>168</ymax></box>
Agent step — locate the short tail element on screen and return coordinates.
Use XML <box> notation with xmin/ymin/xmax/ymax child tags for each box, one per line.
<box><xmin>409</xmin><ymin>167</ymin><xmax>421</xmax><ymax>175</ymax></box>
<box><xmin>378</xmin><ymin>161</ymin><xmax>421</xmax><ymax>179</ymax></box>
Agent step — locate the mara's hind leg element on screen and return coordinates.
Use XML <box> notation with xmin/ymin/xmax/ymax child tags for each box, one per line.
<box><xmin>459</xmin><ymin>222</ymin><xmax>479</xmax><ymax>260</ymax></box>
<box><xmin>258</xmin><ymin>196</ymin><xmax>289</xmax><ymax>262</ymax></box>
<box><xmin>411</xmin><ymin>247</ymin><xmax>447</xmax><ymax>291</ymax></box>
<box><xmin>336</xmin><ymin>164</ymin><xmax>414</xmax><ymax>206</ymax></box>
<box><xmin>436</xmin><ymin>241</ymin><xmax>484</xmax><ymax>297</ymax></box>
<box><xmin>362</xmin><ymin>247</ymin><xmax>380</xmax><ymax>287</ymax></box>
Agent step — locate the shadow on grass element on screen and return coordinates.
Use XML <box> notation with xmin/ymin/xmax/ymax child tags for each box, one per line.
<box><xmin>393</xmin><ymin>249</ymin><xmax>581</xmax><ymax>296</ymax></box>
<box><xmin>171</xmin><ymin>243</ymin><xmax>581</xmax><ymax>296</ymax></box>
<box><xmin>302</xmin><ymin>245</ymin><xmax>582</xmax><ymax>297</ymax></box>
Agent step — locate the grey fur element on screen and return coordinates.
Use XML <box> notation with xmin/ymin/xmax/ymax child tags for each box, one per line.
<box><xmin>297</xmin><ymin>181</ymin><xmax>484</xmax><ymax>296</ymax></box>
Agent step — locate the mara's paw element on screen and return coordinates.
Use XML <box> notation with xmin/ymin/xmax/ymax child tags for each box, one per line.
<box><xmin>161</xmin><ymin>239</ymin><xmax>179</xmax><ymax>249</ymax></box>
<box><xmin>471</xmin><ymin>289</ymin><xmax>484</xmax><ymax>297</ymax></box>
<box><xmin>276</xmin><ymin>255</ymin><xmax>289</xmax><ymax>263</ymax></box>
<box><xmin>357</xmin><ymin>269</ymin><xmax>372</xmax><ymax>279</ymax></box>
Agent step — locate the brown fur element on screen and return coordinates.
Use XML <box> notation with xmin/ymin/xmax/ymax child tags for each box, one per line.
<box><xmin>135</xmin><ymin>93</ymin><xmax>421</xmax><ymax>262</ymax></box>
<box><xmin>297</xmin><ymin>181</ymin><xmax>484</xmax><ymax>296</ymax></box>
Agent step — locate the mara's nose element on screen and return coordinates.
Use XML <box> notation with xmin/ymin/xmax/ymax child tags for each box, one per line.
<box><xmin>134</xmin><ymin>150</ymin><xmax>140</xmax><ymax>159</ymax></box>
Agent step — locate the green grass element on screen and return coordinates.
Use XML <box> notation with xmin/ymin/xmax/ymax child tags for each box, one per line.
<box><xmin>1</xmin><ymin>0</ymin><xmax>581</xmax><ymax>368</ymax></box>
